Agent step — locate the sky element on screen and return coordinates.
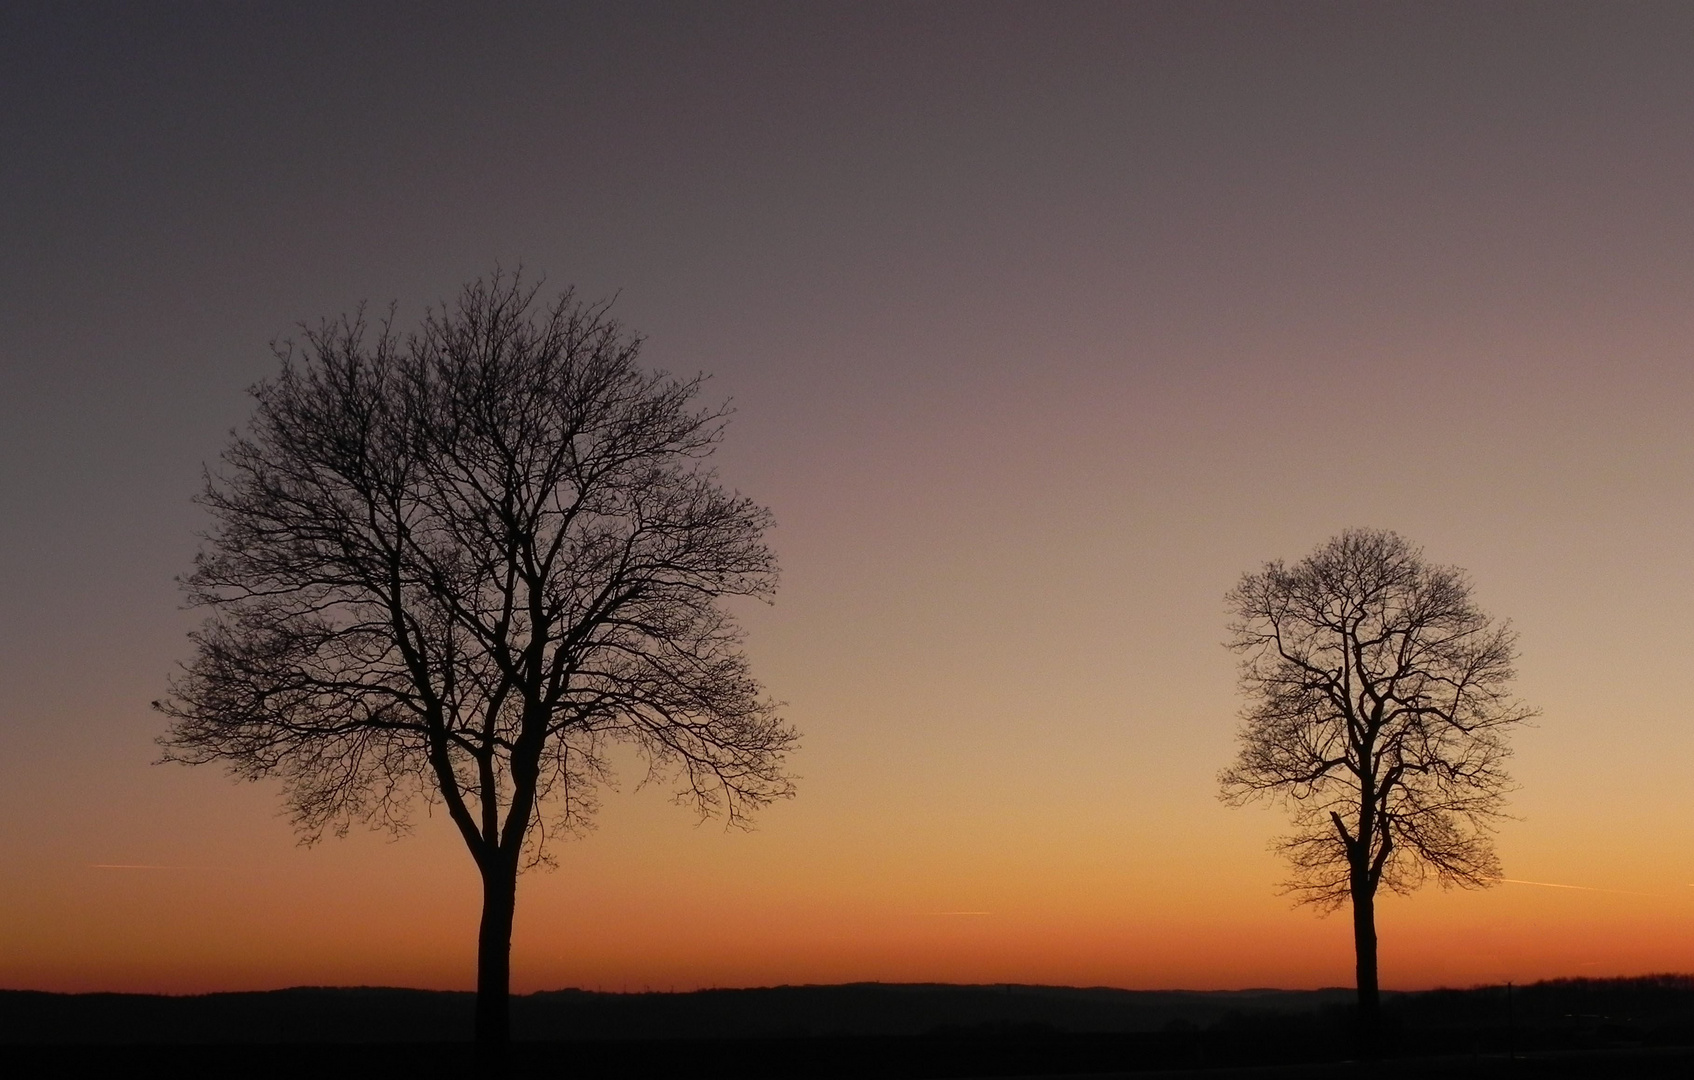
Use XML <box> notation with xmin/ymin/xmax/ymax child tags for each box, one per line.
<box><xmin>5</xmin><ymin>0</ymin><xmax>1694</xmax><ymax>996</ymax></box>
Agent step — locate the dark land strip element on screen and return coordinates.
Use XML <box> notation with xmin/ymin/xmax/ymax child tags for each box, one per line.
<box><xmin>7</xmin><ymin>977</ymin><xmax>1694</xmax><ymax>1078</ymax></box>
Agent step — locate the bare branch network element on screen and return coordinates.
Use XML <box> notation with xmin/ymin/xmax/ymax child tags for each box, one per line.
<box><xmin>156</xmin><ymin>276</ymin><xmax>796</xmax><ymax>873</ymax></box>
<box><xmin>1219</xmin><ymin>528</ymin><xmax>1534</xmax><ymax>911</ymax></box>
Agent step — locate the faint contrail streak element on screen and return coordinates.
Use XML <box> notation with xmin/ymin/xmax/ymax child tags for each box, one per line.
<box><xmin>1492</xmin><ymin>877</ymin><xmax>1661</xmax><ymax>898</ymax></box>
<box><xmin>930</xmin><ymin>911</ymin><xmax>991</xmax><ymax>916</ymax></box>
<box><xmin>89</xmin><ymin>864</ymin><xmax>194</xmax><ymax>871</ymax></box>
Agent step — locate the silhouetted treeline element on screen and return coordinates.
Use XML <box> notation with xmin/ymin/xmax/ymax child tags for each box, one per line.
<box><xmin>1399</xmin><ymin>974</ymin><xmax>1694</xmax><ymax>1031</ymax></box>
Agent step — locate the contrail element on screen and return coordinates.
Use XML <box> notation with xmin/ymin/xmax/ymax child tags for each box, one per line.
<box><xmin>89</xmin><ymin>864</ymin><xmax>194</xmax><ymax>871</ymax></box>
<box><xmin>930</xmin><ymin>911</ymin><xmax>991</xmax><ymax>916</ymax></box>
<box><xmin>1492</xmin><ymin>877</ymin><xmax>1661</xmax><ymax>898</ymax></box>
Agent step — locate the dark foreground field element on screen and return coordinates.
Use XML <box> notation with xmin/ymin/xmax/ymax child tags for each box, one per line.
<box><xmin>11</xmin><ymin>1038</ymin><xmax>1694</xmax><ymax>1079</ymax></box>
<box><xmin>8</xmin><ymin>977</ymin><xmax>1694</xmax><ymax>1078</ymax></box>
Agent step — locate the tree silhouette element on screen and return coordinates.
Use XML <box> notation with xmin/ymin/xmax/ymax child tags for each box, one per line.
<box><xmin>157</xmin><ymin>274</ymin><xmax>796</xmax><ymax>1047</ymax></box>
<box><xmin>1219</xmin><ymin>528</ymin><xmax>1532</xmax><ymax>1052</ymax></box>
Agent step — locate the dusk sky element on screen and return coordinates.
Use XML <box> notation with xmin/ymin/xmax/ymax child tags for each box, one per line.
<box><xmin>7</xmin><ymin>1</ymin><xmax>1694</xmax><ymax>996</ymax></box>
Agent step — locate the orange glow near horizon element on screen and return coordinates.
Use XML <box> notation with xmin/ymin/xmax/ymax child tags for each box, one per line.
<box><xmin>16</xmin><ymin>849</ymin><xmax>1694</xmax><ymax>996</ymax></box>
<box><xmin>13</xmin><ymin>679</ymin><xmax>1694</xmax><ymax>998</ymax></box>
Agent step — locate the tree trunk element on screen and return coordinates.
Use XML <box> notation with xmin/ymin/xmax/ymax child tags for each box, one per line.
<box><xmin>475</xmin><ymin>862</ymin><xmax>518</xmax><ymax>1048</ymax></box>
<box><xmin>1350</xmin><ymin>883</ymin><xmax>1381</xmax><ymax>1057</ymax></box>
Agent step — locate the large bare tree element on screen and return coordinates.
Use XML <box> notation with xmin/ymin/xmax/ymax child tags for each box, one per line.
<box><xmin>156</xmin><ymin>275</ymin><xmax>796</xmax><ymax>1046</ymax></box>
<box><xmin>1219</xmin><ymin>528</ymin><xmax>1531</xmax><ymax>1049</ymax></box>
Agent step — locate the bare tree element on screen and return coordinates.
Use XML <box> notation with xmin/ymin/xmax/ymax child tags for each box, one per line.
<box><xmin>156</xmin><ymin>274</ymin><xmax>796</xmax><ymax>1047</ymax></box>
<box><xmin>1219</xmin><ymin>528</ymin><xmax>1532</xmax><ymax>1049</ymax></box>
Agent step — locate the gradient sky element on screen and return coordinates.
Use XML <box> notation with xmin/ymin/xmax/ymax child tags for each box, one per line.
<box><xmin>6</xmin><ymin>1</ymin><xmax>1694</xmax><ymax>996</ymax></box>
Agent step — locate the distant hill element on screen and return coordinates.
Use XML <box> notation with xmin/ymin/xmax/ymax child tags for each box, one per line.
<box><xmin>3</xmin><ymin>976</ymin><xmax>1693</xmax><ymax>1045</ymax></box>
<box><xmin>519</xmin><ymin>983</ymin><xmax>1363</xmax><ymax>1040</ymax></box>
<box><xmin>0</xmin><ymin>983</ymin><xmax>1353</xmax><ymax>1043</ymax></box>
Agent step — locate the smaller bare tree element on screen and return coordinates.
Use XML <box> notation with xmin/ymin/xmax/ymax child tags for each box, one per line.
<box><xmin>1220</xmin><ymin>528</ymin><xmax>1533</xmax><ymax>1050</ymax></box>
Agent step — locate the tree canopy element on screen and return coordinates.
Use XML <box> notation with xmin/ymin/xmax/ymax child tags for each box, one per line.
<box><xmin>1221</xmin><ymin>528</ymin><xmax>1530</xmax><ymax>905</ymax></box>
